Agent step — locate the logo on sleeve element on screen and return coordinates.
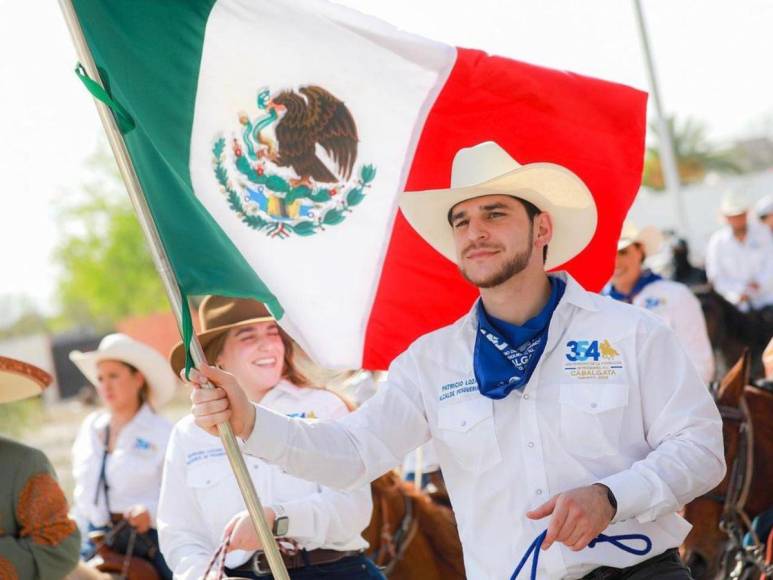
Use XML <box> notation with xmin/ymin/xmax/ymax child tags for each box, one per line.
<box><xmin>563</xmin><ymin>339</ymin><xmax>623</xmax><ymax>379</ymax></box>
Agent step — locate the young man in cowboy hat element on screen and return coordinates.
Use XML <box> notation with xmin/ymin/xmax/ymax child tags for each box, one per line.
<box><xmin>0</xmin><ymin>356</ymin><xmax>81</xmax><ymax>580</ymax></box>
<box><xmin>190</xmin><ymin>141</ymin><xmax>725</xmax><ymax>579</ymax></box>
<box><xmin>603</xmin><ymin>222</ymin><xmax>714</xmax><ymax>383</ymax></box>
<box><xmin>706</xmin><ymin>190</ymin><xmax>773</xmax><ymax>313</ymax></box>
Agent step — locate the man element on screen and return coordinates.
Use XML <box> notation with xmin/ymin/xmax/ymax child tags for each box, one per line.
<box><xmin>0</xmin><ymin>355</ymin><xmax>81</xmax><ymax>580</ymax></box>
<box><xmin>190</xmin><ymin>142</ymin><xmax>724</xmax><ymax>579</ymax></box>
<box><xmin>603</xmin><ymin>222</ymin><xmax>715</xmax><ymax>383</ymax></box>
<box><xmin>705</xmin><ymin>190</ymin><xmax>773</xmax><ymax>312</ymax></box>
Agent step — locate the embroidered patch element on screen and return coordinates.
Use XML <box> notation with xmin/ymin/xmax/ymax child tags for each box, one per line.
<box><xmin>16</xmin><ymin>473</ymin><xmax>77</xmax><ymax>546</ymax></box>
<box><xmin>286</xmin><ymin>411</ymin><xmax>318</xmax><ymax>419</ymax></box>
<box><xmin>563</xmin><ymin>339</ymin><xmax>624</xmax><ymax>380</ymax></box>
<box><xmin>439</xmin><ymin>377</ymin><xmax>479</xmax><ymax>402</ymax></box>
<box><xmin>134</xmin><ymin>437</ymin><xmax>154</xmax><ymax>451</ymax></box>
<box><xmin>643</xmin><ymin>297</ymin><xmax>664</xmax><ymax>309</ymax></box>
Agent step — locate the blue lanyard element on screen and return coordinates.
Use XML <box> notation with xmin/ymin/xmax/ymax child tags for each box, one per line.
<box><xmin>510</xmin><ymin>530</ymin><xmax>653</xmax><ymax>580</ymax></box>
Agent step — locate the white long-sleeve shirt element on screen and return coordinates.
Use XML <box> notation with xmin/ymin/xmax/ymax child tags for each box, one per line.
<box><xmin>608</xmin><ymin>279</ymin><xmax>715</xmax><ymax>383</ymax></box>
<box><xmin>71</xmin><ymin>404</ymin><xmax>172</xmax><ymax>534</ymax></box>
<box><xmin>705</xmin><ymin>222</ymin><xmax>773</xmax><ymax>309</ymax></box>
<box><xmin>241</xmin><ymin>272</ymin><xmax>725</xmax><ymax>580</ymax></box>
<box><xmin>157</xmin><ymin>381</ymin><xmax>371</xmax><ymax>580</ymax></box>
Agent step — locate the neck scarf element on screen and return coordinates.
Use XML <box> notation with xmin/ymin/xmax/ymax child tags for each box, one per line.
<box><xmin>606</xmin><ymin>269</ymin><xmax>662</xmax><ymax>304</ymax></box>
<box><xmin>473</xmin><ymin>278</ymin><xmax>566</xmax><ymax>400</ymax></box>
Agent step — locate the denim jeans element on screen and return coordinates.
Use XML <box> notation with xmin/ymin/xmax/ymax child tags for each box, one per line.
<box><xmin>225</xmin><ymin>554</ymin><xmax>385</xmax><ymax>579</ymax></box>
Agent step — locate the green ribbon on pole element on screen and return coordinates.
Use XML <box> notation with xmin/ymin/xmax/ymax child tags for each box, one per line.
<box><xmin>75</xmin><ymin>63</ymin><xmax>135</xmax><ymax>134</ymax></box>
<box><xmin>180</xmin><ymin>287</ymin><xmax>194</xmax><ymax>380</ymax></box>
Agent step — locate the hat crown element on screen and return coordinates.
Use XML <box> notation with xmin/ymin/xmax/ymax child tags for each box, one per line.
<box><xmin>720</xmin><ymin>190</ymin><xmax>749</xmax><ymax>215</ymax></box>
<box><xmin>97</xmin><ymin>333</ymin><xmax>132</xmax><ymax>351</ymax></box>
<box><xmin>199</xmin><ymin>296</ymin><xmax>273</xmax><ymax>332</ymax></box>
<box><xmin>450</xmin><ymin>141</ymin><xmax>522</xmax><ymax>189</ymax></box>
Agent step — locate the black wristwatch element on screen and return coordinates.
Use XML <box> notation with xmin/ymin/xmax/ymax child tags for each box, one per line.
<box><xmin>593</xmin><ymin>483</ymin><xmax>618</xmax><ymax>518</ymax></box>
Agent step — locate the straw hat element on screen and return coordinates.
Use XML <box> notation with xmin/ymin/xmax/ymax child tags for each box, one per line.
<box><xmin>169</xmin><ymin>296</ymin><xmax>274</xmax><ymax>376</ymax></box>
<box><xmin>0</xmin><ymin>356</ymin><xmax>52</xmax><ymax>404</ymax></box>
<box><xmin>719</xmin><ymin>190</ymin><xmax>750</xmax><ymax>217</ymax></box>
<box><xmin>69</xmin><ymin>334</ymin><xmax>178</xmax><ymax>408</ymax></box>
<box><xmin>399</xmin><ymin>141</ymin><xmax>597</xmax><ymax>270</ymax></box>
<box><xmin>617</xmin><ymin>222</ymin><xmax>663</xmax><ymax>257</ymax></box>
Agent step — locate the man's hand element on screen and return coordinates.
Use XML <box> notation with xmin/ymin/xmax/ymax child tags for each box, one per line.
<box><xmin>187</xmin><ymin>366</ymin><xmax>256</xmax><ymax>439</ymax></box>
<box><xmin>526</xmin><ymin>484</ymin><xmax>615</xmax><ymax>551</ymax></box>
<box><xmin>223</xmin><ymin>508</ymin><xmax>276</xmax><ymax>553</ymax></box>
<box><xmin>124</xmin><ymin>505</ymin><xmax>151</xmax><ymax>534</ymax></box>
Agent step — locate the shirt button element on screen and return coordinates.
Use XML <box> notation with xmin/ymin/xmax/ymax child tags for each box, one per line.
<box><xmin>523</xmin><ymin>394</ymin><xmax>530</xmax><ymax>400</ymax></box>
<box><xmin>460</xmin><ymin>420</ymin><xmax>467</xmax><ymax>427</ymax></box>
<box><xmin>590</xmin><ymin>403</ymin><xmax>598</xmax><ymax>409</ymax></box>
<box><xmin>528</xmin><ymin>441</ymin><xmax>535</xmax><ymax>448</ymax></box>
<box><xmin>536</xmin><ymin>489</ymin><xmax>543</xmax><ymax>495</ymax></box>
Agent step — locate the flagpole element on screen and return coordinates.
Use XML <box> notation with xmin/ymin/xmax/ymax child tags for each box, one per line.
<box><xmin>632</xmin><ymin>0</ymin><xmax>690</xmax><ymax>237</ymax></box>
<box><xmin>57</xmin><ymin>2</ymin><xmax>290</xmax><ymax>577</ymax></box>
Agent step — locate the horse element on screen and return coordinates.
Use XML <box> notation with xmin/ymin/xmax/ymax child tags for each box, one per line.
<box><xmin>681</xmin><ymin>351</ymin><xmax>773</xmax><ymax>579</ymax></box>
<box><xmin>694</xmin><ymin>286</ymin><xmax>771</xmax><ymax>379</ymax></box>
<box><xmin>364</xmin><ymin>470</ymin><xmax>466</xmax><ymax>579</ymax></box>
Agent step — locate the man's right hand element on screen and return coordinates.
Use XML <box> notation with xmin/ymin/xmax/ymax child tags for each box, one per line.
<box><xmin>186</xmin><ymin>366</ymin><xmax>256</xmax><ymax>439</ymax></box>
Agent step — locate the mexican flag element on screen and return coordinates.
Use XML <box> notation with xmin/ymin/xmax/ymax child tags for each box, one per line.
<box><xmin>69</xmin><ymin>0</ymin><xmax>646</xmax><ymax>370</ymax></box>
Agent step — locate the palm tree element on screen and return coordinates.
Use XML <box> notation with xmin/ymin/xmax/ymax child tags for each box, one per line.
<box><xmin>642</xmin><ymin>116</ymin><xmax>742</xmax><ymax>190</ymax></box>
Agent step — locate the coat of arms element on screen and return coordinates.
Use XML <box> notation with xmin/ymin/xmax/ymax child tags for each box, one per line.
<box><xmin>212</xmin><ymin>86</ymin><xmax>376</xmax><ymax>238</ymax></box>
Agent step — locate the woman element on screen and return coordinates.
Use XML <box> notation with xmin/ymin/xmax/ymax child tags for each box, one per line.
<box><xmin>159</xmin><ymin>296</ymin><xmax>380</xmax><ymax>579</ymax></box>
<box><xmin>70</xmin><ymin>333</ymin><xmax>177</xmax><ymax>579</ymax></box>
<box><xmin>0</xmin><ymin>355</ymin><xmax>80</xmax><ymax>580</ymax></box>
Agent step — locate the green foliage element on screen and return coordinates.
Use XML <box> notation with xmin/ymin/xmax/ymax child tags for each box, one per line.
<box><xmin>53</xmin><ymin>146</ymin><xmax>167</xmax><ymax>329</ymax></box>
<box><xmin>0</xmin><ymin>398</ymin><xmax>43</xmax><ymax>438</ymax></box>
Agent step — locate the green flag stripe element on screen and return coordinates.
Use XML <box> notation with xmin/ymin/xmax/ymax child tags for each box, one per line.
<box><xmin>71</xmin><ymin>0</ymin><xmax>283</xmax><ymax>320</ymax></box>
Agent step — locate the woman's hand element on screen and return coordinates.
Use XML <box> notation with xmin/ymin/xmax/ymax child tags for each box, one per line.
<box><xmin>124</xmin><ymin>505</ymin><xmax>152</xmax><ymax>534</ymax></box>
<box><xmin>186</xmin><ymin>366</ymin><xmax>256</xmax><ymax>439</ymax></box>
<box><xmin>223</xmin><ymin>508</ymin><xmax>276</xmax><ymax>553</ymax></box>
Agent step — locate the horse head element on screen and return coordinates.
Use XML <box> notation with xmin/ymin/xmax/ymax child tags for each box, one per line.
<box><xmin>681</xmin><ymin>350</ymin><xmax>750</xmax><ymax>579</ymax></box>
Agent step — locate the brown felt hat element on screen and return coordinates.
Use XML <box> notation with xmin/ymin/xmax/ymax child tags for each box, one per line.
<box><xmin>169</xmin><ymin>296</ymin><xmax>275</xmax><ymax>375</ymax></box>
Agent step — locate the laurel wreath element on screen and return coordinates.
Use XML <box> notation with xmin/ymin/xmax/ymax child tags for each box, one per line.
<box><xmin>212</xmin><ymin>137</ymin><xmax>376</xmax><ymax>238</ymax></box>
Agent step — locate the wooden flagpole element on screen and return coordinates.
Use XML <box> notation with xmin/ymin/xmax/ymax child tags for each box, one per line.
<box><xmin>57</xmin><ymin>2</ymin><xmax>290</xmax><ymax>577</ymax></box>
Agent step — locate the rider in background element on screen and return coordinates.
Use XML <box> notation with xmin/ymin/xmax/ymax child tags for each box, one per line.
<box><xmin>705</xmin><ymin>190</ymin><xmax>773</xmax><ymax>314</ymax></box>
<box><xmin>603</xmin><ymin>222</ymin><xmax>715</xmax><ymax>384</ymax></box>
<box><xmin>755</xmin><ymin>193</ymin><xmax>773</xmax><ymax>234</ymax></box>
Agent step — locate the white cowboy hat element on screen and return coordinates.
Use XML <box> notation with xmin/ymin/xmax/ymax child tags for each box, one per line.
<box><xmin>719</xmin><ymin>190</ymin><xmax>749</xmax><ymax>217</ymax></box>
<box><xmin>69</xmin><ymin>333</ymin><xmax>178</xmax><ymax>408</ymax></box>
<box><xmin>617</xmin><ymin>222</ymin><xmax>663</xmax><ymax>256</ymax></box>
<box><xmin>0</xmin><ymin>356</ymin><xmax>51</xmax><ymax>404</ymax></box>
<box><xmin>398</xmin><ymin>141</ymin><xmax>597</xmax><ymax>270</ymax></box>
<box><xmin>755</xmin><ymin>193</ymin><xmax>773</xmax><ymax>218</ymax></box>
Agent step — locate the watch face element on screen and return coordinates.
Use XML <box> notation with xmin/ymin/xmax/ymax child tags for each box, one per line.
<box><xmin>274</xmin><ymin>516</ymin><xmax>289</xmax><ymax>537</ymax></box>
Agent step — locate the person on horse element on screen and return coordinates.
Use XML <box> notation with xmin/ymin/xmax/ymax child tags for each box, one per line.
<box><xmin>186</xmin><ymin>141</ymin><xmax>725</xmax><ymax>579</ymax></box>
<box><xmin>69</xmin><ymin>334</ymin><xmax>177</xmax><ymax>579</ymax></box>
<box><xmin>0</xmin><ymin>356</ymin><xmax>81</xmax><ymax>580</ymax></box>
<box><xmin>705</xmin><ymin>190</ymin><xmax>773</xmax><ymax>314</ymax></box>
<box><xmin>159</xmin><ymin>296</ymin><xmax>378</xmax><ymax>580</ymax></box>
<box><xmin>603</xmin><ymin>222</ymin><xmax>715</xmax><ymax>383</ymax></box>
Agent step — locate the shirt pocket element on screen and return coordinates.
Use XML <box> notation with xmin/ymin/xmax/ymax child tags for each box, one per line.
<box><xmin>186</xmin><ymin>458</ymin><xmax>235</xmax><ymax>506</ymax></box>
<box><xmin>559</xmin><ymin>383</ymin><xmax>629</xmax><ymax>459</ymax></box>
<box><xmin>437</xmin><ymin>396</ymin><xmax>501</xmax><ymax>472</ymax></box>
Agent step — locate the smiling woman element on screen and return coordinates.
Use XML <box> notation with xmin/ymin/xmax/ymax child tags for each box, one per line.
<box><xmin>158</xmin><ymin>296</ymin><xmax>379</xmax><ymax>580</ymax></box>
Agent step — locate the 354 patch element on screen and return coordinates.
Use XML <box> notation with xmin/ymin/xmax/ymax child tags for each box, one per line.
<box><xmin>564</xmin><ymin>339</ymin><xmax>623</xmax><ymax>379</ymax></box>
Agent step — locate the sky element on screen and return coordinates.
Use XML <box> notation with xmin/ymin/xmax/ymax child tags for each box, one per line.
<box><xmin>1</xmin><ymin>0</ymin><xmax>772</xmax><ymax>316</ymax></box>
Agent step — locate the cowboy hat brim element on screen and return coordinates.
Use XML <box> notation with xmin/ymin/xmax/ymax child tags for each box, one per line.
<box><xmin>169</xmin><ymin>315</ymin><xmax>275</xmax><ymax>377</ymax></box>
<box><xmin>70</xmin><ymin>339</ymin><xmax>179</xmax><ymax>409</ymax></box>
<box><xmin>0</xmin><ymin>356</ymin><xmax>51</xmax><ymax>404</ymax></box>
<box><xmin>617</xmin><ymin>225</ymin><xmax>663</xmax><ymax>256</ymax></box>
<box><xmin>399</xmin><ymin>162</ymin><xmax>597</xmax><ymax>271</ymax></box>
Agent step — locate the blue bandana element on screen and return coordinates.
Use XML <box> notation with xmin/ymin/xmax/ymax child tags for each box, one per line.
<box><xmin>474</xmin><ymin>278</ymin><xmax>566</xmax><ymax>400</ymax></box>
<box><xmin>605</xmin><ymin>269</ymin><xmax>662</xmax><ymax>304</ymax></box>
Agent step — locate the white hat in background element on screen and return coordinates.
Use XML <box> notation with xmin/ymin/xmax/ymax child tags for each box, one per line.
<box><xmin>617</xmin><ymin>221</ymin><xmax>663</xmax><ymax>257</ymax></box>
<box><xmin>719</xmin><ymin>190</ymin><xmax>750</xmax><ymax>217</ymax></box>
<box><xmin>70</xmin><ymin>333</ymin><xmax>178</xmax><ymax>408</ymax></box>
<box><xmin>399</xmin><ymin>141</ymin><xmax>597</xmax><ymax>271</ymax></box>
<box><xmin>755</xmin><ymin>193</ymin><xmax>773</xmax><ymax>218</ymax></box>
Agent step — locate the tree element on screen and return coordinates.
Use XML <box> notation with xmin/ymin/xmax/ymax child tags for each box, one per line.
<box><xmin>53</xmin><ymin>145</ymin><xmax>167</xmax><ymax>329</ymax></box>
<box><xmin>642</xmin><ymin>116</ymin><xmax>742</xmax><ymax>190</ymax></box>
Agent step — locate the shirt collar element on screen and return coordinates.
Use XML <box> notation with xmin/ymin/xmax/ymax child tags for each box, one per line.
<box><xmin>455</xmin><ymin>271</ymin><xmax>597</xmax><ymax>339</ymax></box>
<box><xmin>260</xmin><ymin>379</ymin><xmax>304</xmax><ymax>407</ymax></box>
<box><xmin>92</xmin><ymin>402</ymin><xmax>155</xmax><ymax>432</ymax></box>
